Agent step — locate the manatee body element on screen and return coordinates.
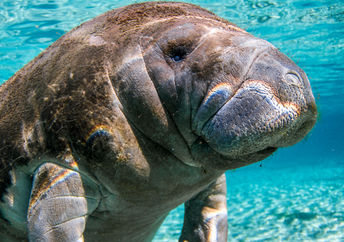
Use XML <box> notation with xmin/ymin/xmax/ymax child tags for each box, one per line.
<box><xmin>0</xmin><ymin>2</ymin><xmax>316</xmax><ymax>241</ymax></box>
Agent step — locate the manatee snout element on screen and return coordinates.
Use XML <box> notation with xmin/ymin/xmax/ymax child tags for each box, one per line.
<box><xmin>193</xmin><ymin>43</ymin><xmax>317</xmax><ymax>163</ymax></box>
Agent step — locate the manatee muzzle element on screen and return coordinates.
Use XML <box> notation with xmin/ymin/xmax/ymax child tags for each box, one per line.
<box><xmin>193</xmin><ymin>79</ymin><xmax>313</xmax><ymax>159</ymax></box>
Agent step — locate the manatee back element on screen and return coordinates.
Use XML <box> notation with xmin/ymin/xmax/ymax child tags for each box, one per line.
<box><xmin>0</xmin><ymin>10</ymin><xmax>104</xmax><ymax>199</ymax></box>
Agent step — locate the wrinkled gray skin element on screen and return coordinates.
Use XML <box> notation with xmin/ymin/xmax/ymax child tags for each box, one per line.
<box><xmin>0</xmin><ymin>2</ymin><xmax>316</xmax><ymax>242</ymax></box>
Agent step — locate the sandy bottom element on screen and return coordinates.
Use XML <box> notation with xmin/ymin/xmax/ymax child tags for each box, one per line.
<box><xmin>153</xmin><ymin>161</ymin><xmax>344</xmax><ymax>241</ymax></box>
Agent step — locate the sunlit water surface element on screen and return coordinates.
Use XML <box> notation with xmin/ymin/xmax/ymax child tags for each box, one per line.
<box><xmin>1</xmin><ymin>0</ymin><xmax>343</xmax><ymax>241</ymax></box>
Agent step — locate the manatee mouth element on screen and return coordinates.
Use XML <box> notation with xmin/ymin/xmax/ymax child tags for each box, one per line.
<box><xmin>190</xmin><ymin>136</ymin><xmax>278</xmax><ymax>170</ymax></box>
<box><xmin>192</xmin><ymin>79</ymin><xmax>307</xmax><ymax>161</ymax></box>
<box><xmin>256</xmin><ymin>146</ymin><xmax>277</xmax><ymax>155</ymax></box>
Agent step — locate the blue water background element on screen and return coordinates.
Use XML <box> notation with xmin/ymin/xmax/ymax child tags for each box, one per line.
<box><xmin>1</xmin><ymin>0</ymin><xmax>343</xmax><ymax>240</ymax></box>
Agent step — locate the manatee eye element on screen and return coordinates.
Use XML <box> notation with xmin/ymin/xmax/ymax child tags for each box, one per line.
<box><xmin>169</xmin><ymin>46</ymin><xmax>188</xmax><ymax>62</ymax></box>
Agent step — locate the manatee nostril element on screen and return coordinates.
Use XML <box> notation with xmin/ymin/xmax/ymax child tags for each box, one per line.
<box><xmin>285</xmin><ymin>72</ymin><xmax>303</xmax><ymax>87</ymax></box>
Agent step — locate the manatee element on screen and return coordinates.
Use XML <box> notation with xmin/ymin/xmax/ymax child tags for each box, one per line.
<box><xmin>0</xmin><ymin>2</ymin><xmax>317</xmax><ymax>241</ymax></box>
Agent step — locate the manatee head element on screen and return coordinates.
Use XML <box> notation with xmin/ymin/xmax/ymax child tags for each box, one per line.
<box><xmin>108</xmin><ymin>2</ymin><xmax>317</xmax><ymax>170</ymax></box>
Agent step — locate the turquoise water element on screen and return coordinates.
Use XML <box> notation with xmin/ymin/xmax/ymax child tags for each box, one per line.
<box><xmin>1</xmin><ymin>0</ymin><xmax>343</xmax><ymax>241</ymax></box>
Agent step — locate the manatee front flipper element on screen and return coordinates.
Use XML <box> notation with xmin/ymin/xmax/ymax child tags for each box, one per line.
<box><xmin>27</xmin><ymin>162</ymin><xmax>87</xmax><ymax>242</ymax></box>
<box><xmin>179</xmin><ymin>174</ymin><xmax>228</xmax><ymax>242</ymax></box>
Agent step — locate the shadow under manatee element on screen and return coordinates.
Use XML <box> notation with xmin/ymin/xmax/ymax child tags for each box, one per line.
<box><xmin>275</xmin><ymin>211</ymin><xmax>317</xmax><ymax>225</ymax></box>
